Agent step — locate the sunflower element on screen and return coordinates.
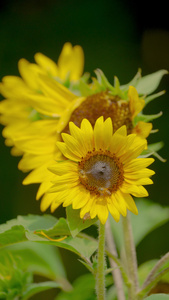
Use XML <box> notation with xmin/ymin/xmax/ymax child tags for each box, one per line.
<box><xmin>0</xmin><ymin>49</ymin><xmax>165</xmax><ymax>209</ymax></box>
<box><xmin>0</xmin><ymin>42</ymin><xmax>84</xmax><ymax>155</ymax></box>
<box><xmin>44</xmin><ymin>116</ymin><xmax>154</xmax><ymax>224</ymax></box>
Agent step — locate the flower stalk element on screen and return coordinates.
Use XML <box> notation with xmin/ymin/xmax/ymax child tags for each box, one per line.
<box><xmin>96</xmin><ymin>221</ymin><xmax>106</xmax><ymax>300</ymax></box>
<box><xmin>138</xmin><ymin>252</ymin><xmax>169</xmax><ymax>298</ymax></box>
<box><xmin>122</xmin><ymin>213</ymin><xmax>139</xmax><ymax>300</ymax></box>
<box><xmin>106</xmin><ymin>219</ymin><xmax>126</xmax><ymax>300</ymax></box>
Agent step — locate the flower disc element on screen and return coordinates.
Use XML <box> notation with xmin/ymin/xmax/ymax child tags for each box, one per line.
<box><xmin>79</xmin><ymin>151</ymin><xmax>124</xmax><ymax>196</ymax></box>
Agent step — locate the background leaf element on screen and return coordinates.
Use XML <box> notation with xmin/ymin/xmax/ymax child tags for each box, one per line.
<box><xmin>138</xmin><ymin>260</ymin><xmax>158</xmax><ymax>286</ymax></box>
<box><xmin>5</xmin><ymin>242</ymin><xmax>66</xmax><ymax>281</ymax></box>
<box><xmin>109</xmin><ymin>199</ymin><xmax>169</xmax><ymax>251</ymax></box>
<box><xmin>144</xmin><ymin>294</ymin><xmax>169</xmax><ymax>300</ymax></box>
<box><xmin>22</xmin><ymin>281</ymin><xmax>61</xmax><ymax>300</ymax></box>
<box><xmin>55</xmin><ymin>273</ymin><xmax>96</xmax><ymax>300</ymax></box>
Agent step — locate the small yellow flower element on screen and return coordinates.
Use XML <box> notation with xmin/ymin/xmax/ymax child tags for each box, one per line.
<box><xmin>43</xmin><ymin>116</ymin><xmax>155</xmax><ymax>224</ymax></box>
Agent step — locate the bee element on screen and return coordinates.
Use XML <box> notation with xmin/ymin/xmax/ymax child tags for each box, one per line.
<box><xmin>83</xmin><ymin>212</ymin><xmax>91</xmax><ymax>223</ymax></box>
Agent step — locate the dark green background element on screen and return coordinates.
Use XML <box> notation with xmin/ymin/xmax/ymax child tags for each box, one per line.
<box><xmin>0</xmin><ymin>0</ymin><xmax>169</xmax><ymax>298</ymax></box>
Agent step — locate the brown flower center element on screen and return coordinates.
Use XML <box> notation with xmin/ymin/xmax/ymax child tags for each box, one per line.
<box><xmin>63</xmin><ymin>91</ymin><xmax>133</xmax><ymax>134</ymax></box>
<box><xmin>78</xmin><ymin>150</ymin><xmax>124</xmax><ymax>196</ymax></box>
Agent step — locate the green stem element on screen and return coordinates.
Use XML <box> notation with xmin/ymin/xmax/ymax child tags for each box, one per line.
<box><xmin>122</xmin><ymin>213</ymin><xmax>139</xmax><ymax>300</ymax></box>
<box><xmin>105</xmin><ymin>219</ymin><xmax>126</xmax><ymax>300</ymax></box>
<box><xmin>96</xmin><ymin>222</ymin><xmax>106</xmax><ymax>300</ymax></box>
<box><xmin>138</xmin><ymin>252</ymin><xmax>169</xmax><ymax>298</ymax></box>
<box><xmin>138</xmin><ymin>267</ymin><xmax>169</xmax><ymax>299</ymax></box>
<box><xmin>106</xmin><ymin>249</ymin><xmax>131</xmax><ymax>288</ymax></box>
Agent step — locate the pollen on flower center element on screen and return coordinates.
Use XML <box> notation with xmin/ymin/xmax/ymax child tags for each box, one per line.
<box><xmin>78</xmin><ymin>150</ymin><xmax>124</xmax><ymax>196</ymax></box>
<box><xmin>62</xmin><ymin>91</ymin><xmax>133</xmax><ymax>134</ymax></box>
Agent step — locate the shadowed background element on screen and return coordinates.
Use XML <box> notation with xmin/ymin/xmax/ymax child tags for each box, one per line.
<box><xmin>0</xmin><ymin>0</ymin><xmax>169</xmax><ymax>298</ymax></box>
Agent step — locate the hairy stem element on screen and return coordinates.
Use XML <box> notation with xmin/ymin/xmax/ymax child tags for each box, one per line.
<box><xmin>122</xmin><ymin>213</ymin><xmax>139</xmax><ymax>300</ymax></box>
<box><xmin>138</xmin><ymin>252</ymin><xmax>169</xmax><ymax>298</ymax></box>
<box><xmin>138</xmin><ymin>267</ymin><xmax>169</xmax><ymax>299</ymax></box>
<box><xmin>96</xmin><ymin>222</ymin><xmax>106</xmax><ymax>300</ymax></box>
<box><xmin>105</xmin><ymin>219</ymin><xmax>126</xmax><ymax>300</ymax></box>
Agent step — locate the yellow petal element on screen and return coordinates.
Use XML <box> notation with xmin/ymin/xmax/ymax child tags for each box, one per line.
<box><xmin>102</xmin><ymin>117</ymin><xmax>113</xmax><ymax>149</ymax></box>
<box><xmin>68</xmin><ymin>122</ymin><xmax>90</xmax><ymax>154</ymax></box>
<box><xmin>125</xmin><ymin>177</ymin><xmax>154</xmax><ymax>185</ymax></box>
<box><xmin>72</xmin><ymin>187</ymin><xmax>90</xmax><ymax>209</ymax></box>
<box><xmin>40</xmin><ymin>192</ymin><xmax>58</xmax><ymax>211</ymax></box>
<box><xmin>96</xmin><ymin>203</ymin><xmax>109</xmax><ymax>224</ymax></box>
<box><xmin>14</xmin><ymin>135</ymin><xmax>56</xmax><ymax>155</ymax></box>
<box><xmin>61</xmin><ymin>133</ymin><xmax>86</xmax><ymax>157</ymax></box>
<box><xmin>113</xmin><ymin>191</ymin><xmax>127</xmax><ymax>217</ymax></box>
<box><xmin>121</xmin><ymin>183</ymin><xmax>148</xmax><ymax>197</ymax></box>
<box><xmin>128</xmin><ymin>86</ymin><xmax>145</xmax><ymax>119</ymax></box>
<box><xmin>18</xmin><ymin>59</ymin><xmax>39</xmax><ymax>90</ymax></box>
<box><xmin>122</xmin><ymin>192</ymin><xmax>138</xmax><ymax>215</ymax></box>
<box><xmin>36</xmin><ymin>181</ymin><xmax>53</xmax><ymax>200</ymax></box>
<box><xmin>22</xmin><ymin>165</ymin><xmax>52</xmax><ymax>184</ymax></box>
<box><xmin>56</xmin><ymin>142</ymin><xmax>80</xmax><ymax>161</ymax></box>
<box><xmin>18</xmin><ymin>154</ymin><xmax>53</xmax><ymax>172</ymax></box>
<box><xmin>34</xmin><ymin>52</ymin><xmax>58</xmax><ymax>77</ymax></box>
<box><xmin>124</xmin><ymin>168</ymin><xmax>155</xmax><ymax>179</ymax></box>
<box><xmin>57</xmin><ymin>42</ymin><xmax>84</xmax><ymax>81</ymax></box>
<box><xmin>38</xmin><ymin>75</ymin><xmax>76</xmax><ymax>104</ymax></box>
<box><xmin>107</xmin><ymin>202</ymin><xmax>120</xmax><ymax>222</ymax></box>
<box><xmin>94</xmin><ymin>116</ymin><xmax>104</xmax><ymax>150</ymax></box>
<box><xmin>132</xmin><ymin>122</ymin><xmax>152</xmax><ymax>139</ymax></box>
<box><xmin>124</xmin><ymin>158</ymin><xmax>155</xmax><ymax>171</ymax></box>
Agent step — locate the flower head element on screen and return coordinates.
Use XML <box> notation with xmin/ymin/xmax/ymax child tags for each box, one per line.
<box><xmin>45</xmin><ymin>117</ymin><xmax>155</xmax><ymax>224</ymax></box>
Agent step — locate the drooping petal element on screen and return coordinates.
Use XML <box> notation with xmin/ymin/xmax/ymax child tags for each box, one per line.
<box><xmin>132</xmin><ymin>121</ymin><xmax>152</xmax><ymax>139</ymax></box>
<box><xmin>128</xmin><ymin>86</ymin><xmax>145</xmax><ymax>119</ymax></box>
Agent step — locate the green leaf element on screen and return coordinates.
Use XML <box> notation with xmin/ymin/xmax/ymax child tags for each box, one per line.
<box><xmin>0</xmin><ymin>214</ymin><xmax>58</xmax><ymax>233</ymax></box>
<box><xmin>0</xmin><ymin>225</ymin><xmax>27</xmax><ymax>247</ymax></box>
<box><xmin>144</xmin><ymin>294</ymin><xmax>169</xmax><ymax>300</ymax></box>
<box><xmin>55</xmin><ymin>273</ymin><xmax>96</xmax><ymax>300</ymax></box>
<box><xmin>22</xmin><ymin>281</ymin><xmax>61</xmax><ymax>300</ymax></box>
<box><xmin>26</xmin><ymin>232</ymin><xmax>97</xmax><ymax>259</ymax></box>
<box><xmin>138</xmin><ymin>260</ymin><xmax>158</xmax><ymax>286</ymax></box>
<box><xmin>6</xmin><ymin>242</ymin><xmax>66</xmax><ymax>281</ymax></box>
<box><xmin>135</xmin><ymin>70</ymin><xmax>168</xmax><ymax>95</ymax></box>
<box><xmin>0</xmin><ymin>215</ymin><xmax>98</xmax><ymax>259</ymax></box>
<box><xmin>40</xmin><ymin>217</ymin><xmax>71</xmax><ymax>237</ymax></box>
<box><xmin>66</xmin><ymin>206</ymin><xmax>97</xmax><ymax>237</ymax></box>
<box><xmin>0</xmin><ymin>291</ymin><xmax>7</xmax><ymax>298</ymax></box>
<box><xmin>109</xmin><ymin>199</ymin><xmax>169</xmax><ymax>251</ymax></box>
